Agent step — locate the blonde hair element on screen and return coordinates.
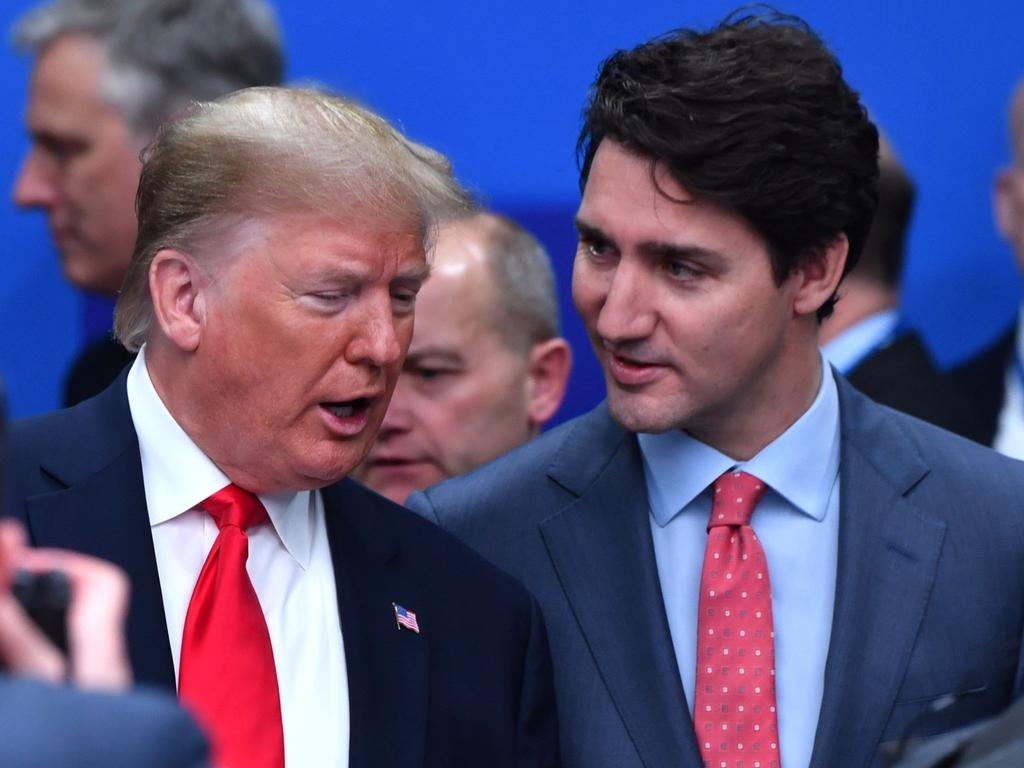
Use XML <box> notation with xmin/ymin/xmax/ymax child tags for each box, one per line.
<box><xmin>115</xmin><ymin>86</ymin><xmax>474</xmax><ymax>350</ymax></box>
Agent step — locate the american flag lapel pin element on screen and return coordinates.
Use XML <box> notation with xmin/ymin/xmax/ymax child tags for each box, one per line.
<box><xmin>392</xmin><ymin>602</ymin><xmax>420</xmax><ymax>634</ymax></box>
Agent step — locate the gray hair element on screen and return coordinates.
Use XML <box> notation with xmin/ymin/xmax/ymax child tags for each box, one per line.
<box><xmin>12</xmin><ymin>0</ymin><xmax>284</xmax><ymax>141</ymax></box>
<box><xmin>114</xmin><ymin>86</ymin><xmax>475</xmax><ymax>351</ymax></box>
<box><xmin>468</xmin><ymin>213</ymin><xmax>561</xmax><ymax>353</ymax></box>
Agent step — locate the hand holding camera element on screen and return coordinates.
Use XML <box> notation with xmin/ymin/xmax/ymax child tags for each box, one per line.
<box><xmin>0</xmin><ymin>520</ymin><xmax>132</xmax><ymax>691</ymax></box>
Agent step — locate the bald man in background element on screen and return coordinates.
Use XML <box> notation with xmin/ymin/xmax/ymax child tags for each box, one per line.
<box><xmin>355</xmin><ymin>212</ymin><xmax>572</xmax><ymax>504</ymax></box>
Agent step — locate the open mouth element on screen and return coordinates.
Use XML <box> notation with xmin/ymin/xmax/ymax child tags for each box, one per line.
<box><xmin>370</xmin><ymin>457</ymin><xmax>421</xmax><ymax>468</ymax></box>
<box><xmin>322</xmin><ymin>398</ymin><xmax>372</xmax><ymax>419</ymax></box>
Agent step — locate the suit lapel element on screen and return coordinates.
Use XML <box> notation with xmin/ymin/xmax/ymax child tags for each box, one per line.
<box><xmin>810</xmin><ymin>379</ymin><xmax>946</xmax><ymax>768</ymax></box>
<box><xmin>541</xmin><ymin>410</ymin><xmax>703</xmax><ymax>768</ymax></box>
<box><xmin>22</xmin><ymin>379</ymin><xmax>175</xmax><ymax>690</ymax></box>
<box><xmin>322</xmin><ymin>480</ymin><xmax>428</xmax><ymax>768</ymax></box>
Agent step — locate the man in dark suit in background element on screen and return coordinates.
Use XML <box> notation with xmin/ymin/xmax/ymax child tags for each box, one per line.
<box><xmin>11</xmin><ymin>0</ymin><xmax>284</xmax><ymax>405</ymax></box>
<box><xmin>820</xmin><ymin>136</ymin><xmax>983</xmax><ymax>441</ymax></box>
<box><xmin>410</xmin><ymin>11</ymin><xmax>1024</xmax><ymax>768</ymax></box>
<box><xmin>952</xmin><ymin>78</ymin><xmax>1024</xmax><ymax>455</ymax></box>
<box><xmin>7</xmin><ymin>87</ymin><xmax>556</xmax><ymax>768</ymax></box>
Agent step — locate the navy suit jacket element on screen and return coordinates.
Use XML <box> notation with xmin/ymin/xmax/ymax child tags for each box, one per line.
<box><xmin>0</xmin><ymin>676</ymin><xmax>209</xmax><ymax>768</ymax></box>
<box><xmin>5</xmin><ymin>376</ymin><xmax>558</xmax><ymax>768</ymax></box>
<box><xmin>409</xmin><ymin>375</ymin><xmax>1024</xmax><ymax>768</ymax></box>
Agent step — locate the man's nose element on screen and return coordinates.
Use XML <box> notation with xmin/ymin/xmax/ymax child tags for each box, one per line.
<box><xmin>345</xmin><ymin>295</ymin><xmax>404</xmax><ymax>370</ymax></box>
<box><xmin>595</xmin><ymin>260</ymin><xmax>657</xmax><ymax>343</ymax></box>
<box><xmin>12</xmin><ymin>148</ymin><xmax>58</xmax><ymax>210</ymax></box>
<box><xmin>377</xmin><ymin>376</ymin><xmax>415</xmax><ymax>438</ymax></box>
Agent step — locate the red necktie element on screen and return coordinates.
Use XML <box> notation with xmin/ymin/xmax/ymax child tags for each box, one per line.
<box><xmin>694</xmin><ymin>471</ymin><xmax>781</xmax><ymax>768</ymax></box>
<box><xmin>179</xmin><ymin>484</ymin><xmax>285</xmax><ymax>768</ymax></box>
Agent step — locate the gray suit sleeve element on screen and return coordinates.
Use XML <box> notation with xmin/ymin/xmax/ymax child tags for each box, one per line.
<box><xmin>405</xmin><ymin>489</ymin><xmax>441</xmax><ymax>524</ymax></box>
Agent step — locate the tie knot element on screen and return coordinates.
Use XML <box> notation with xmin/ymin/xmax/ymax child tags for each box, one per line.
<box><xmin>709</xmin><ymin>470</ymin><xmax>767</xmax><ymax>528</ymax></box>
<box><xmin>201</xmin><ymin>484</ymin><xmax>269</xmax><ymax>531</ymax></box>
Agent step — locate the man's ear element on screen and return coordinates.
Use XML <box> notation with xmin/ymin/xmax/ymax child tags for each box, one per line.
<box><xmin>525</xmin><ymin>338</ymin><xmax>573</xmax><ymax>431</ymax></box>
<box><xmin>792</xmin><ymin>234</ymin><xmax>849</xmax><ymax>317</ymax></box>
<box><xmin>994</xmin><ymin>168</ymin><xmax>1022</xmax><ymax>241</ymax></box>
<box><xmin>149</xmin><ymin>249</ymin><xmax>206</xmax><ymax>352</ymax></box>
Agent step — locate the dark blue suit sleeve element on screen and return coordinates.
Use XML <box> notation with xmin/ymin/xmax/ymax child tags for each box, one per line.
<box><xmin>518</xmin><ymin>595</ymin><xmax>560</xmax><ymax>768</ymax></box>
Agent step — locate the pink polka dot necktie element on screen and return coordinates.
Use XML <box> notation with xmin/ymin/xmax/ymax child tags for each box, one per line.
<box><xmin>178</xmin><ymin>484</ymin><xmax>285</xmax><ymax>768</ymax></box>
<box><xmin>694</xmin><ymin>470</ymin><xmax>780</xmax><ymax>768</ymax></box>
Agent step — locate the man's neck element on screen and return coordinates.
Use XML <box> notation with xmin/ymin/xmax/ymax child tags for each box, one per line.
<box><xmin>687</xmin><ymin>341</ymin><xmax>825</xmax><ymax>462</ymax></box>
<box><xmin>820</xmin><ymin>278</ymin><xmax>898</xmax><ymax>345</ymax></box>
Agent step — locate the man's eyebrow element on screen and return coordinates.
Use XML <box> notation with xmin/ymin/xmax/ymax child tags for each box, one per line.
<box><xmin>405</xmin><ymin>347</ymin><xmax>464</xmax><ymax>365</ymax></box>
<box><xmin>638</xmin><ymin>242</ymin><xmax>723</xmax><ymax>263</ymax></box>
<box><xmin>574</xmin><ymin>218</ymin><xmax>610</xmax><ymax>244</ymax></box>
<box><xmin>576</xmin><ymin>217</ymin><xmax>723</xmax><ymax>263</ymax></box>
<box><xmin>394</xmin><ymin>263</ymin><xmax>432</xmax><ymax>284</ymax></box>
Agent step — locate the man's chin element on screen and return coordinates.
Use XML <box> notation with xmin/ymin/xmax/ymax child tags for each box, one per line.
<box><xmin>606</xmin><ymin>390</ymin><xmax>687</xmax><ymax>435</ymax></box>
<box><xmin>364</xmin><ymin>463</ymin><xmax>444</xmax><ymax>504</ymax></box>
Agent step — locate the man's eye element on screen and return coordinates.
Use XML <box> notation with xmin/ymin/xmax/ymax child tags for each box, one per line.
<box><xmin>411</xmin><ymin>366</ymin><xmax>453</xmax><ymax>382</ymax></box>
<box><xmin>38</xmin><ymin>137</ymin><xmax>86</xmax><ymax>165</ymax></box>
<box><xmin>582</xmin><ymin>238</ymin><xmax>613</xmax><ymax>259</ymax></box>
<box><xmin>391</xmin><ymin>290</ymin><xmax>417</xmax><ymax>313</ymax></box>
<box><xmin>665</xmin><ymin>260</ymin><xmax>699</xmax><ymax>279</ymax></box>
<box><xmin>305</xmin><ymin>291</ymin><xmax>354</xmax><ymax>311</ymax></box>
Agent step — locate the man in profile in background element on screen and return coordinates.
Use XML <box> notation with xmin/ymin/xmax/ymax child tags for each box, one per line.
<box><xmin>355</xmin><ymin>211</ymin><xmax>571</xmax><ymax>504</ymax></box>
<box><xmin>11</xmin><ymin>0</ymin><xmax>284</xmax><ymax>405</ymax></box>
<box><xmin>952</xmin><ymin>78</ymin><xmax>1024</xmax><ymax>455</ymax></box>
<box><xmin>820</xmin><ymin>136</ymin><xmax>983</xmax><ymax>441</ymax></box>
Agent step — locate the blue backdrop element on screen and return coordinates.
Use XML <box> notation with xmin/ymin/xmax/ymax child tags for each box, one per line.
<box><xmin>2</xmin><ymin>0</ymin><xmax>1022</xmax><ymax>422</ymax></box>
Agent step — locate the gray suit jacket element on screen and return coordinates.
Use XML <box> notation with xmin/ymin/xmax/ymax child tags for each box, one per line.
<box><xmin>409</xmin><ymin>375</ymin><xmax>1024</xmax><ymax>768</ymax></box>
<box><xmin>0</xmin><ymin>677</ymin><xmax>209</xmax><ymax>767</ymax></box>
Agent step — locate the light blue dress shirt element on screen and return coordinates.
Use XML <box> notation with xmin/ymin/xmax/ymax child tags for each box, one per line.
<box><xmin>643</xmin><ymin>357</ymin><xmax>841</xmax><ymax>768</ymax></box>
<box><xmin>821</xmin><ymin>308</ymin><xmax>901</xmax><ymax>375</ymax></box>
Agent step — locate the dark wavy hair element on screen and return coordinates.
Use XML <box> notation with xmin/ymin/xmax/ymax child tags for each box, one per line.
<box><xmin>577</xmin><ymin>7</ymin><xmax>879</xmax><ymax>319</ymax></box>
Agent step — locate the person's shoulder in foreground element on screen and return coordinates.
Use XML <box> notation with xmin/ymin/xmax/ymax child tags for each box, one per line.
<box><xmin>0</xmin><ymin>676</ymin><xmax>209</xmax><ymax>768</ymax></box>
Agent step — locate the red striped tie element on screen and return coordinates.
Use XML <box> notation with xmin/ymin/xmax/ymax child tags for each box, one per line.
<box><xmin>179</xmin><ymin>484</ymin><xmax>285</xmax><ymax>768</ymax></box>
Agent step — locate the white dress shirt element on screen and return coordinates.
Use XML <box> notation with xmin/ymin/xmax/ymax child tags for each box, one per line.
<box><xmin>643</xmin><ymin>355</ymin><xmax>841</xmax><ymax>768</ymax></box>
<box><xmin>821</xmin><ymin>308</ymin><xmax>901</xmax><ymax>375</ymax></box>
<box><xmin>126</xmin><ymin>349</ymin><xmax>349</xmax><ymax>768</ymax></box>
<box><xmin>993</xmin><ymin>306</ymin><xmax>1024</xmax><ymax>459</ymax></box>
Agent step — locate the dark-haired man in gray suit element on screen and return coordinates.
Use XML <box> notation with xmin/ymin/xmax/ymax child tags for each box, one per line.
<box><xmin>410</xmin><ymin>11</ymin><xmax>1024</xmax><ymax>768</ymax></box>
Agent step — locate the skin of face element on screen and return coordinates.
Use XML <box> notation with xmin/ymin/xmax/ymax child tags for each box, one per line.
<box><xmin>573</xmin><ymin>140</ymin><xmax>831</xmax><ymax>460</ymax></box>
<box><xmin>995</xmin><ymin>165</ymin><xmax>1024</xmax><ymax>272</ymax></box>
<box><xmin>355</xmin><ymin>223</ymin><xmax>541</xmax><ymax>504</ymax></box>
<box><xmin>13</xmin><ymin>33</ymin><xmax>143</xmax><ymax>295</ymax></box>
<box><xmin>146</xmin><ymin>211</ymin><xmax>430</xmax><ymax>494</ymax></box>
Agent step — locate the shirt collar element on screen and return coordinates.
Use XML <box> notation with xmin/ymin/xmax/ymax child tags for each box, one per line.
<box><xmin>821</xmin><ymin>308</ymin><xmax>901</xmax><ymax>375</ymax></box>
<box><xmin>1014</xmin><ymin>304</ymin><xmax>1024</xmax><ymax>363</ymax></box>
<box><xmin>126</xmin><ymin>347</ymin><xmax>314</xmax><ymax>569</ymax></box>
<box><xmin>640</xmin><ymin>354</ymin><xmax>840</xmax><ymax>527</ymax></box>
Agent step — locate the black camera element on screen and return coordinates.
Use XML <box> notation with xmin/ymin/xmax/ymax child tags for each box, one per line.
<box><xmin>11</xmin><ymin>569</ymin><xmax>70</xmax><ymax>653</ymax></box>
<box><xmin>1</xmin><ymin>384</ymin><xmax>70</xmax><ymax>655</ymax></box>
